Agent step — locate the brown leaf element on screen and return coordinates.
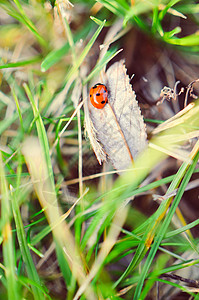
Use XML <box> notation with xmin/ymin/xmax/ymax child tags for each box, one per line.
<box><xmin>86</xmin><ymin>60</ymin><xmax>147</xmax><ymax>171</ymax></box>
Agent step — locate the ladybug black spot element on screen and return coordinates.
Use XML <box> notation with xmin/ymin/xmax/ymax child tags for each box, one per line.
<box><xmin>96</xmin><ymin>93</ymin><xmax>100</xmax><ymax>96</ymax></box>
<box><xmin>101</xmin><ymin>100</ymin><xmax>105</xmax><ymax>104</ymax></box>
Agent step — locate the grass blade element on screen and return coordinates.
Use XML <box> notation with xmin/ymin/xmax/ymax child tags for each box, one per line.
<box><xmin>10</xmin><ymin>187</ymin><xmax>46</xmax><ymax>300</ymax></box>
<box><xmin>134</xmin><ymin>141</ymin><xmax>199</xmax><ymax>299</ymax></box>
<box><xmin>0</xmin><ymin>153</ymin><xmax>20</xmax><ymax>300</ymax></box>
<box><xmin>64</xmin><ymin>19</ymin><xmax>106</xmax><ymax>82</ymax></box>
<box><xmin>0</xmin><ymin>56</ymin><xmax>41</xmax><ymax>69</ymax></box>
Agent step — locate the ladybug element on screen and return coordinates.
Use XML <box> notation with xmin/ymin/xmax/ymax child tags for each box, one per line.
<box><xmin>89</xmin><ymin>83</ymin><xmax>108</xmax><ymax>109</ymax></box>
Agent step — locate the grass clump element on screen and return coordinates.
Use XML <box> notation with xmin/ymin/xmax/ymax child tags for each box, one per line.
<box><xmin>0</xmin><ymin>0</ymin><xmax>199</xmax><ymax>299</ymax></box>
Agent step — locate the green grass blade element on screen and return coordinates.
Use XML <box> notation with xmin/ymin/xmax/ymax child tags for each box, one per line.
<box><xmin>0</xmin><ymin>56</ymin><xmax>42</xmax><ymax>69</ymax></box>
<box><xmin>23</xmin><ymin>83</ymin><xmax>54</xmax><ymax>186</ymax></box>
<box><xmin>165</xmin><ymin>218</ymin><xmax>199</xmax><ymax>239</ymax></box>
<box><xmin>151</xmin><ymin>5</ymin><xmax>159</xmax><ymax>33</ymax></box>
<box><xmin>159</xmin><ymin>0</ymin><xmax>182</xmax><ymax>21</ymax></box>
<box><xmin>140</xmin><ymin>254</ymin><xmax>169</xmax><ymax>300</ymax></box>
<box><xmin>176</xmin><ymin>3</ymin><xmax>199</xmax><ymax>14</ymax></box>
<box><xmin>82</xmin><ymin>173</ymin><xmax>176</xmax><ymax>259</ymax></box>
<box><xmin>41</xmin><ymin>21</ymin><xmax>92</xmax><ymax>72</ymax></box>
<box><xmin>10</xmin><ymin>186</ymin><xmax>45</xmax><ymax>300</ymax></box>
<box><xmin>42</xmin><ymin>18</ymin><xmax>105</xmax><ymax>80</ymax></box>
<box><xmin>23</xmin><ymin>85</ymin><xmax>94</xmax><ymax>294</ymax></box>
<box><xmin>156</xmin><ymin>258</ymin><xmax>199</xmax><ymax>276</ymax></box>
<box><xmin>41</xmin><ymin>43</ymin><xmax>70</xmax><ymax>72</ymax></box>
<box><xmin>123</xmin><ymin>2</ymin><xmax>154</xmax><ymax>26</ymax></box>
<box><xmin>96</xmin><ymin>0</ymin><xmax>128</xmax><ymax>17</ymax></box>
<box><xmin>83</xmin><ymin>47</ymin><xmax>122</xmax><ymax>84</ymax></box>
<box><xmin>0</xmin><ymin>108</ymin><xmax>28</xmax><ymax>136</ymax></box>
<box><xmin>113</xmin><ymin>102</ymin><xmax>199</xmax><ymax>289</ymax></box>
<box><xmin>0</xmin><ymin>0</ymin><xmax>47</xmax><ymax>47</ymax></box>
<box><xmin>133</xmin><ymin>146</ymin><xmax>199</xmax><ymax>300</ymax></box>
<box><xmin>12</xmin><ymin>88</ymin><xmax>24</xmax><ymax>135</ymax></box>
<box><xmin>24</xmin><ymin>84</ymin><xmax>74</xmax><ymax>284</ymax></box>
<box><xmin>64</xmin><ymin>19</ymin><xmax>106</xmax><ymax>82</ymax></box>
<box><xmin>82</xmin><ymin>147</ymin><xmax>166</xmax><ymax>253</ymax></box>
<box><xmin>18</xmin><ymin>276</ymin><xmax>51</xmax><ymax>299</ymax></box>
<box><xmin>30</xmin><ymin>224</ymin><xmax>52</xmax><ymax>246</ymax></box>
<box><xmin>163</xmin><ymin>26</ymin><xmax>181</xmax><ymax>39</ymax></box>
<box><xmin>164</xmin><ymin>32</ymin><xmax>199</xmax><ymax>46</ymax></box>
<box><xmin>156</xmin><ymin>278</ymin><xmax>195</xmax><ymax>297</ymax></box>
<box><xmin>0</xmin><ymin>153</ymin><xmax>20</xmax><ymax>300</ymax></box>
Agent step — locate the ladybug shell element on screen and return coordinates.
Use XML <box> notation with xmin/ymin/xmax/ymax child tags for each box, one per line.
<box><xmin>89</xmin><ymin>83</ymin><xmax>108</xmax><ymax>109</ymax></box>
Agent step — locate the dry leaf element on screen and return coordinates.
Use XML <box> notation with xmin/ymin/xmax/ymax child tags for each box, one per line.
<box><xmin>86</xmin><ymin>60</ymin><xmax>147</xmax><ymax>171</ymax></box>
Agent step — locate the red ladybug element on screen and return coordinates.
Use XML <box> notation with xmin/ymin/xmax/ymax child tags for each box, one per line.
<box><xmin>89</xmin><ymin>83</ymin><xmax>108</xmax><ymax>109</ymax></box>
